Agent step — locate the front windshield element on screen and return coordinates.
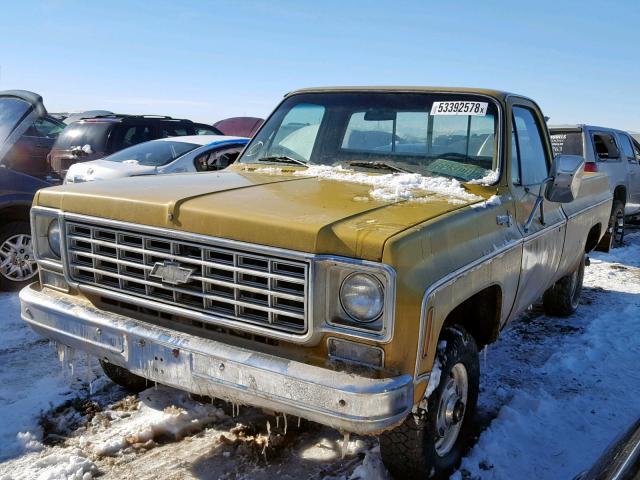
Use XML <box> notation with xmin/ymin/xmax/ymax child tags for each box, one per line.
<box><xmin>238</xmin><ymin>92</ymin><xmax>500</xmax><ymax>182</ymax></box>
<box><xmin>104</xmin><ymin>140</ymin><xmax>199</xmax><ymax>166</ymax></box>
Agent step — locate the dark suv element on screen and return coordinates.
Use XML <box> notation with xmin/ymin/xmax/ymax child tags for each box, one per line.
<box><xmin>48</xmin><ymin>115</ymin><xmax>199</xmax><ymax>178</ymax></box>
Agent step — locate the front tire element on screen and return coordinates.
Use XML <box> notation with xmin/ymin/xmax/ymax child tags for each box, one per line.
<box><xmin>0</xmin><ymin>221</ymin><xmax>38</xmax><ymax>291</ymax></box>
<box><xmin>99</xmin><ymin>360</ymin><xmax>148</xmax><ymax>393</ymax></box>
<box><xmin>543</xmin><ymin>254</ymin><xmax>585</xmax><ymax>317</ymax></box>
<box><xmin>379</xmin><ymin>326</ymin><xmax>480</xmax><ymax>479</ymax></box>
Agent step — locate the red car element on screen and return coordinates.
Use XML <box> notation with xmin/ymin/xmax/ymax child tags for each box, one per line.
<box><xmin>213</xmin><ymin>117</ymin><xmax>263</xmax><ymax>137</ymax></box>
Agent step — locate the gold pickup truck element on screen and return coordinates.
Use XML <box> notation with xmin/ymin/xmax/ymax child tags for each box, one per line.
<box><xmin>20</xmin><ymin>87</ymin><xmax>612</xmax><ymax>478</ymax></box>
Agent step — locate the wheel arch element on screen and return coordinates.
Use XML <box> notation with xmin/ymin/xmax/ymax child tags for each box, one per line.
<box><xmin>0</xmin><ymin>203</ymin><xmax>31</xmax><ymax>223</ymax></box>
<box><xmin>613</xmin><ymin>185</ymin><xmax>627</xmax><ymax>204</ymax></box>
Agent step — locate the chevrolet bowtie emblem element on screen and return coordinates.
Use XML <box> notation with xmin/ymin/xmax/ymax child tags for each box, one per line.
<box><xmin>149</xmin><ymin>261</ymin><xmax>194</xmax><ymax>285</ymax></box>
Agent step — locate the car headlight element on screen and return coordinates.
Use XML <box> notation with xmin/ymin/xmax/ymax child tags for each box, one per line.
<box><xmin>339</xmin><ymin>272</ymin><xmax>384</xmax><ymax>323</ymax></box>
<box><xmin>47</xmin><ymin>219</ymin><xmax>61</xmax><ymax>258</ymax></box>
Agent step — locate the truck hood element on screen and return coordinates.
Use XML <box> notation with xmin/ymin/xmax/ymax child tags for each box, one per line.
<box><xmin>36</xmin><ymin>167</ymin><xmax>490</xmax><ymax>261</ymax></box>
<box><xmin>65</xmin><ymin>159</ymin><xmax>157</xmax><ymax>183</ymax></box>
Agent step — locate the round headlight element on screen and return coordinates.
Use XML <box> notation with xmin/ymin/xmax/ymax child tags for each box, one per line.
<box><xmin>339</xmin><ymin>273</ymin><xmax>384</xmax><ymax>323</ymax></box>
<box><xmin>48</xmin><ymin>219</ymin><xmax>61</xmax><ymax>257</ymax></box>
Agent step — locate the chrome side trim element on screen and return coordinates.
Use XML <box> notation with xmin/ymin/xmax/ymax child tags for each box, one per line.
<box><xmin>565</xmin><ymin>196</ymin><xmax>612</xmax><ymax>220</ymax></box>
<box><xmin>20</xmin><ymin>283</ymin><xmax>412</xmax><ymax>434</ymax></box>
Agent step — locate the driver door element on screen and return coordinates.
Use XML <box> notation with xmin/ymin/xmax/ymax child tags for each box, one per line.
<box><xmin>509</xmin><ymin>100</ymin><xmax>567</xmax><ymax>314</ymax></box>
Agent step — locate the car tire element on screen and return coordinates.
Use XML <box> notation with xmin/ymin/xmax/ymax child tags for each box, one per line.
<box><xmin>609</xmin><ymin>200</ymin><xmax>625</xmax><ymax>248</ymax></box>
<box><xmin>99</xmin><ymin>360</ymin><xmax>149</xmax><ymax>393</ymax></box>
<box><xmin>379</xmin><ymin>326</ymin><xmax>480</xmax><ymax>479</ymax></box>
<box><xmin>0</xmin><ymin>221</ymin><xmax>38</xmax><ymax>291</ymax></box>
<box><xmin>543</xmin><ymin>254</ymin><xmax>585</xmax><ymax>317</ymax></box>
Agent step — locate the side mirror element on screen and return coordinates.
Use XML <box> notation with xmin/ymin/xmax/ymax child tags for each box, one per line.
<box><xmin>545</xmin><ymin>154</ymin><xmax>585</xmax><ymax>203</ymax></box>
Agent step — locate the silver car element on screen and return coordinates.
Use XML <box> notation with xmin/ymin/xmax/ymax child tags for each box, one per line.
<box><xmin>550</xmin><ymin>125</ymin><xmax>640</xmax><ymax>247</ymax></box>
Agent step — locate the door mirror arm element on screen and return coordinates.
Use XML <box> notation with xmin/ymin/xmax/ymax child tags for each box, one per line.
<box><xmin>524</xmin><ymin>176</ymin><xmax>554</xmax><ymax>233</ymax></box>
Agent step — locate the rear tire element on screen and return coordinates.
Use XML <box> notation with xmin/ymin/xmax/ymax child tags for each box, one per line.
<box><xmin>99</xmin><ymin>360</ymin><xmax>148</xmax><ymax>393</ymax></box>
<box><xmin>543</xmin><ymin>254</ymin><xmax>585</xmax><ymax>317</ymax></box>
<box><xmin>609</xmin><ymin>200</ymin><xmax>625</xmax><ymax>248</ymax></box>
<box><xmin>379</xmin><ymin>326</ymin><xmax>479</xmax><ymax>479</ymax></box>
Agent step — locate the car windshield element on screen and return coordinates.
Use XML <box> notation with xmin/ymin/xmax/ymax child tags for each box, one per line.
<box><xmin>104</xmin><ymin>140</ymin><xmax>199</xmax><ymax>166</ymax></box>
<box><xmin>238</xmin><ymin>92</ymin><xmax>500</xmax><ymax>182</ymax></box>
<box><xmin>550</xmin><ymin>130</ymin><xmax>583</xmax><ymax>156</ymax></box>
<box><xmin>0</xmin><ymin>97</ymin><xmax>32</xmax><ymax>145</ymax></box>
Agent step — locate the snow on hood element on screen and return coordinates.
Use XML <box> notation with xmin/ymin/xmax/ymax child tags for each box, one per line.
<box><xmin>468</xmin><ymin>169</ymin><xmax>499</xmax><ymax>186</ymax></box>
<box><xmin>255</xmin><ymin>165</ymin><xmax>483</xmax><ymax>205</ymax></box>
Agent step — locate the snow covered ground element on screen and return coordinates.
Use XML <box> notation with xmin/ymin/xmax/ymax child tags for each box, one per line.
<box><xmin>1</xmin><ymin>231</ymin><xmax>639</xmax><ymax>479</ymax></box>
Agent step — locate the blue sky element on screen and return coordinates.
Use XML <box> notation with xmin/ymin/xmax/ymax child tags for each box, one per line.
<box><xmin>1</xmin><ymin>0</ymin><xmax>639</xmax><ymax>131</ymax></box>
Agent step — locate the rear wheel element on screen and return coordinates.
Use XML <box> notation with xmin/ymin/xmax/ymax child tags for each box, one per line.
<box><xmin>543</xmin><ymin>254</ymin><xmax>585</xmax><ymax>317</ymax></box>
<box><xmin>609</xmin><ymin>200</ymin><xmax>625</xmax><ymax>248</ymax></box>
<box><xmin>379</xmin><ymin>326</ymin><xmax>479</xmax><ymax>479</ymax></box>
<box><xmin>99</xmin><ymin>360</ymin><xmax>148</xmax><ymax>393</ymax></box>
<box><xmin>0</xmin><ymin>221</ymin><xmax>38</xmax><ymax>291</ymax></box>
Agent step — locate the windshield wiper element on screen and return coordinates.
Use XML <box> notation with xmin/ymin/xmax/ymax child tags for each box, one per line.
<box><xmin>347</xmin><ymin>161</ymin><xmax>413</xmax><ymax>173</ymax></box>
<box><xmin>257</xmin><ymin>156</ymin><xmax>308</xmax><ymax>166</ymax></box>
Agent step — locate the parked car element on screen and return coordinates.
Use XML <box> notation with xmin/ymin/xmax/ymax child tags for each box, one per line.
<box><xmin>64</xmin><ymin>135</ymin><xmax>248</xmax><ymax>184</ymax></box>
<box><xmin>550</xmin><ymin>125</ymin><xmax>640</xmax><ymax>247</ymax></box>
<box><xmin>0</xmin><ymin>90</ymin><xmax>57</xmax><ymax>290</ymax></box>
<box><xmin>213</xmin><ymin>116</ymin><xmax>264</xmax><ymax>137</ymax></box>
<box><xmin>48</xmin><ymin>115</ymin><xmax>200</xmax><ymax>179</ymax></box>
<box><xmin>21</xmin><ymin>87</ymin><xmax>612</xmax><ymax>479</ymax></box>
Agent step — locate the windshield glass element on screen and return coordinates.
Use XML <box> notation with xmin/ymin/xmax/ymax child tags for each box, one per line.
<box><xmin>550</xmin><ymin>130</ymin><xmax>583</xmax><ymax>156</ymax></box>
<box><xmin>0</xmin><ymin>97</ymin><xmax>31</xmax><ymax>145</ymax></box>
<box><xmin>104</xmin><ymin>140</ymin><xmax>199</xmax><ymax>166</ymax></box>
<box><xmin>238</xmin><ymin>92</ymin><xmax>500</xmax><ymax>182</ymax></box>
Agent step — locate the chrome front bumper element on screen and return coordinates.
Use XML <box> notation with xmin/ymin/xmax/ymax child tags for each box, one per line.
<box><xmin>19</xmin><ymin>283</ymin><xmax>413</xmax><ymax>434</ymax></box>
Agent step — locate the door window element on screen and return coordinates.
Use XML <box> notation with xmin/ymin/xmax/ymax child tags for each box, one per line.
<box><xmin>618</xmin><ymin>134</ymin><xmax>637</xmax><ymax>163</ymax></box>
<box><xmin>512</xmin><ymin>106</ymin><xmax>549</xmax><ymax>185</ymax></box>
<box><xmin>24</xmin><ymin>117</ymin><xmax>65</xmax><ymax>139</ymax></box>
<box><xmin>111</xmin><ymin>126</ymin><xmax>154</xmax><ymax>150</ymax></box>
<box><xmin>195</xmin><ymin>145</ymin><xmax>244</xmax><ymax>171</ymax></box>
<box><xmin>591</xmin><ymin>133</ymin><xmax>620</xmax><ymax>160</ymax></box>
<box><xmin>160</xmin><ymin>126</ymin><xmax>190</xmax><ymax>137</ymax></box>
<box><xmin>633</xmin><ymin>139</ymin><xmax>640</xmax><ymax>161</ymax></box>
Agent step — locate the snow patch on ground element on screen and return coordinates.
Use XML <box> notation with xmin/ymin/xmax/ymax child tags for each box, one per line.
<box><xmin>85</xmin><ymin>386</ymin><xmax>227</xmax><ymax>457</ymax></box>
<box><xmin>0</xmin><ymin>448</ymin><xmax>98</xmax><ymax>480</ymax></box>
<box><xmin>457</xmin><ymin>231</ymin><xmax>640</xmax><ymax>479</ymax></box>
<box><xmin>0</xmin><ymin>292</ymin><xmax>92</xmax><ymax>461</ymax></box>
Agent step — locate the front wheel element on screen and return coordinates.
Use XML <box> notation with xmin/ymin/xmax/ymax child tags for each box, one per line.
<box><xmin>379</xmin><ymin>326</ymin><xmax>480</xmax><ymax>479</ymax></box>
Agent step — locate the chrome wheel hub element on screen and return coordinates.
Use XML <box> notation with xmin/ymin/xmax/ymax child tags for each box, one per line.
<box><xmin>435</xmin><ymin>362</ymin><xmax>468</xmax><ymax>457</ymax></box>
<box><xmin>0</xmin><ymin>234</ymin><xmax>37</xmax><ymax>282</ymax></box>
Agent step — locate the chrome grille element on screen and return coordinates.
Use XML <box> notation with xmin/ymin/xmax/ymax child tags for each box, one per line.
<box><xmin>64</xmin><ymin>221</ymin><xmax>308</xmax><ymax>334</ymax></box>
